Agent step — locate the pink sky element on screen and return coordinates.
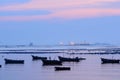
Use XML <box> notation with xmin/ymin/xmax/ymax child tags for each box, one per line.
<box><xmin>0</xmin><ymin>0</ymin><xmax>120</xmax><ymax>21</ymax></box>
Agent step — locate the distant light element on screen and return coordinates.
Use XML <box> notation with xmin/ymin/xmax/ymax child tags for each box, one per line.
<box><xmin>59</xmin><ymin>42</ymin><xmax>64</xmax><ymax>45</ymax></box>
<box><xmin>70</xmin><ymin>42</ymin><xmax>75</xmax><ymax>45</ymax></box>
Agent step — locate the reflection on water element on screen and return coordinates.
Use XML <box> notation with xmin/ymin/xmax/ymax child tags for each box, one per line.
<box><xmin>0</xmin><ymin>53</ymin><xmax>120</xmax><ymax>80</ymax></box>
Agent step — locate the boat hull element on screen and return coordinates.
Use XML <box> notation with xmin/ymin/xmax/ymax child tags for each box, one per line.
<box><xmin>55</xmin><ymin>67</ymin><xmax>71</xmax><ymax>71</ymax></box>
<box><xmin>42</xmin><ymin>60</ymin><xmax>62</xmax><ymax>66</ymax></box>
<box><xmin>4</xmin><ymin>59</ymin><xmax>24</xmax><ymax>64</ymax></box>
<box><xmin>79</xmin><ymin>57</ymin><xmax>86</xmax><ymax>60</ymax></box>
<box><xmin>32</xmin><ymin>55</ymin><xmax>47</xmax><ymax>60</ymax></box>
<box><xmin>101</xmin><ymin>58</ymin><xmax>120</xmax><ymax>64</ymax></box>
<box><xmin>58</xmin><ymin>56</ymin><xmax>80</xmax><ymax>62</ymax></box>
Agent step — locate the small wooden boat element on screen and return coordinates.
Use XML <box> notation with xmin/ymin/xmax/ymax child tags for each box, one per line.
<box><xmin>32</xmin><ymin>55</ymin><xmax>47</xmax><ymax>60</ymax></box>
<box><xmin>101</xmin><ymin>58</ymin><xmax>120</xmax><ymax>64</ymax></box>
<box><xmin>0</xmin><ymin>65</ymin><xmax>1</xmax><ymax>68</ymax></box>
<box><xmin>4</xmin><ymin>58</ymin><xmax>24</xmax><ymax>64</ymax></box>
<box><xmin>79</xmin><ymin>57</ymin><xmax>86</xmax><ymax>60</ymax></box>
<box><xmin>55</xmin><ymin>67</ymin><xmax>71</xmax><ymax>71</ymax></box>
<box><xmin>58</xmin><ymin>56</ymin><xmax>82</xmax><ymax>62</ymax></box>
<box><xmin>42</xmin><ymin>59</ymin><xmax>62</xmax><ymax>66</ymax></box>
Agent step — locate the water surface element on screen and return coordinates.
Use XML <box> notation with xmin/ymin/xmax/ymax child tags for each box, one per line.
<box><xmin>0</xmin><ymin>53</ymin><xmax>120</xmax><ymax>80</ymax></box>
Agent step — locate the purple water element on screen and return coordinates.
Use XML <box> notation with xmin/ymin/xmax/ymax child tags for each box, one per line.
<box><xmin>0</xmin><ymin>53</ymin><xmax>120</xmax><ymax>80</ymax></box>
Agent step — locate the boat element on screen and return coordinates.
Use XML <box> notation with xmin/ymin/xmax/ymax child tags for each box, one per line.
<box><xmin>32</xmin><ymin>55</ymin><xmax>47</xmax><ymax>60</ymax></box>
<box><xmin>79</xmin><ymin>57</ymin><xmax>86</xmax><ymax>60</ymax></box>
<box><xmin>101</xmin><ymin>58</ymin><xmax>120</xmax><ymax>64</ymax></box>
<box><xmin>42</xmin><ymin>59</ymin><xmax>62</xmax><ymax>66</ymax></box>
<box><xmin>4</xmin><ymin>58</ymin><xmax>24</xmax><ymax>64</ymax></box>
<box><xmin>55</xmin><ymin>67</ymin><xmax>71</xmax><ymax>71</ymax></box>
<box><xmin>0</xmin><ymin>65</ymin><xmax>1</xmax><ymax>68</ymax></box>
<box><xmin>58</xmin><ymin>56</ymin><xmax>84</xmax><ymax>62</ymax></box>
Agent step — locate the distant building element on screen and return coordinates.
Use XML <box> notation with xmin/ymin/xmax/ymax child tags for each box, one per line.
<box><xmin>29</xmin><ymin>42</ymin><xmax>34</xmax><ymax>47</ymax></box>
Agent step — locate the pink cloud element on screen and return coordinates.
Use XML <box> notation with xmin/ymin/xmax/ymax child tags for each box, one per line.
<box><xmin>0</xmin><ymin>8</ymin><xmax>120</xmax><ymax>21</ymax></box>
<box><xmin>53</xmin><ymin>8</ymin><xmax>120</xmax><ymax>19</ymax></box>
<box><xmin>0</xmin><ymin>0</ymin><xmax>120</xmax><ymax>21</ymax></box>
<box><xmin>0</xmin><ymin>0</ymin><xmax>119</xmax><ymax>11</ymax></box>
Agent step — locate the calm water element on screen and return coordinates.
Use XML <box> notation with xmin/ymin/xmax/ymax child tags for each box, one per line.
<box><xmin>0</xmin><ymin>53</ymin><xmax>120</xmax><ymax>80</ymax></box>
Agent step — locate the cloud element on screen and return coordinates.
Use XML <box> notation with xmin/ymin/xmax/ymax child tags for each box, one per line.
<box><xmin>0</xmin><ymin>8</ymin><xmax>120</xmax><ymax>21</ymax></box>
<box><xmin>0</xmin><ymin>0</ymin><xmax>29</xmax><ymax>6</ymax></box>
<box><xmin>0</xmin><ymin>0</ymin><xmax>120</xmax><ymax>21</ymax></box>
<box><xmin>0</xmin><ymin>0</ymin><xmax>120</xmax><ymax>11</ymax></box>
<box><xmin>0</xmin><ymin>10</ymin><xmax>50</xmax><ymax>16</ymax></box>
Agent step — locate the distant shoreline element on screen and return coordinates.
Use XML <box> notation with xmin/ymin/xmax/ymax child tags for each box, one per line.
<box><xmin>0</xmin><ymin>47</ymin><xmax>120</xmax><ymax>54</ymax></box>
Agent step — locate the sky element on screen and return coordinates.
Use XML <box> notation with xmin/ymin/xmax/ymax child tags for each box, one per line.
<box><xmin>0</xmin><ymin>0</ymin><xmax>120</xmax><ymax>45</ymax></box>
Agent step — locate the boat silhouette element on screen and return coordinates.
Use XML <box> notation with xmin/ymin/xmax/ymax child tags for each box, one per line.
<box><xmin>55</xmin><ymin>67</ymin><xmax>71</xmax><ymax>71</ymax></box>
<box><xmin>58</xmin><ymin>56</ymin><xmax>85</xmax><ymax>62</ymax></box>
<box><xmin>31</xmin><ymin>55</ymin><xmax>47</xmax><ymax>60</ymax></box>
<box><xmin>0</xmin><ymin>65</ymin><xmax>1</xmax><ymax>68</ymax></box>
<box><xmin>42</xmin><ymin>59</ymin><xmax>62</xmax><ymax>66</ymax></box>
<box><xmin>101</xmin><ymin>58</ymin><xmax>120</xmax><ymax>64</ymax></box>
<box><xmin>4</xmin><ymin>58</ymin><xmax>24</xmax><ymax>64</ymax></box>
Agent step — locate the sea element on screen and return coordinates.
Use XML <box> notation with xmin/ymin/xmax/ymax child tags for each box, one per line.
<box><xmin>0</xmin><ymin>45</ymin><xmax>120</xmax><ymax>80</ymax></box>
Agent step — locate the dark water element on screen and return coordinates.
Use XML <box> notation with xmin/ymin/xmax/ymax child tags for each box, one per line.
<box><xmin>0</xmin><ymin>53</ymin><xmax>120</xmax><ymax>80</ymax></box>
